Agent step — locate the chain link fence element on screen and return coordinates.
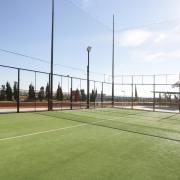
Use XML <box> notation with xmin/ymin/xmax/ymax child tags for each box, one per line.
<box><xmin>0</xmin><ymin>64</ymin><xmax>179</xmax><ymax>114</ymax></box>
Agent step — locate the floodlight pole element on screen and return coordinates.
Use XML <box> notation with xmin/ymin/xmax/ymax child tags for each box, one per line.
<box><xmin>50</xmin><ymin>0</ymin><xmax>55</xmax><ymax>110</ymax></box>
<box><xmin>112</xmin><ymin>14</ymin><xmax>115</xmax><ymax>107</ymax></box>
<box><xmin>87</xmin><ymin>46</ymin><xmax>92</xmax><ymax>109</ymax></box>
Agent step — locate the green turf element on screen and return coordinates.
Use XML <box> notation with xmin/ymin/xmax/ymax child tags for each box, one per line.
<box><xmin>0</xmin><ymin>108</ymin><xmax>180</xmax><ymax>180</ymax></box>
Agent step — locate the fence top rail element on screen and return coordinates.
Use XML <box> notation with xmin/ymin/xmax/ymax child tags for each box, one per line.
<box><xmin>115</xmin><ymin>73</ymin><xmax>180</xmax><ymax>77</ymax></box>
<box><xmin>0</xmin><ymin>64</ymin><xmax>180</xmax><ymax>86</ymax></box>
<box><xmin>0</xmin><ymin>64</ymin><xmax>49</xmax><ymax>75</ymax></box>
<box><xmin>0</xmin><ymin>64</ymin><xmax>112</xmax><ymax>84</ymax></box>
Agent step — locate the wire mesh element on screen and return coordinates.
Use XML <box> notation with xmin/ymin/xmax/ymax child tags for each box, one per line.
<box><xmin>0</xmin><ymin>66</ymin><xmax>17</xmax><ymax>113</ymax></box>
<box><xmin>0</xmin><ymin>65</ymin><xmax>180</xmax><ymax>114</ymax></box>
<box><xmin>19</xmin><ymin>70</ymin><xmax>36</xmax><ymax>112</ymax></box>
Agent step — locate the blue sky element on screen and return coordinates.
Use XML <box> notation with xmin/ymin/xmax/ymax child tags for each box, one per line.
<box><xmin>1</xmin><ymin>0</ymin><xmax>180</xmax><ymax>85</ymax></box>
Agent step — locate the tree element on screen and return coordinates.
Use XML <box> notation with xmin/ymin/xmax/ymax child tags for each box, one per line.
<box><xmin>13</xmin><ymin>81</ymin><xmax>18</xmax><ymax>101</ymax></box>
<box><xmin>38</xmin><ymin>86</ymin><xmax>45</xmax><ymax>101</ymax></box>
<box><xmin>95</xmin><ymin>89</ymin><xmax>97</xmax><ymax>99</ymax></box>
<box><xmin>45</xmin><ymin>83</ymin><xmax>50</xmax><ymax>99</ymax></box>
<box><xmin>0</xmin><ymin>85</ymin><xmax>6</xmax><ymax>101</ymax></box>
<box><xmin>159</xmin><ymin>93</ymin><xmax>162</xmax><ymax>102</ymax></box>
<box><xmin>90</xmin><ymin>89</ymin><xmax>97</xmax><ymax>102</ymax></box>
<box><xmin>75</xmin><ymin>89</ymin><xmax>80</xmax><ymax>102</ymax></box>
<box><xmin>28</xmin><ymin>84</ymin><xmax>35</xmax><ymax>100</ymax></box>
<box><xmin>6</xmin><ymin>82</ymin><xmax>13</xmax><ymax>101</ymax></box>
<box><xmin>56</xmin><ymin>84</ymin><xmax>63</xmax><ymax>101</ymax></box>
<box><xmin>80</xmin><ymin>89</ymin><xmax>86</xmax><ymax>101</ymax></box>
<box><xmin>135</xmin><ymin>85</ymin><xmax>138</xmax><ymax>101</ymax></box>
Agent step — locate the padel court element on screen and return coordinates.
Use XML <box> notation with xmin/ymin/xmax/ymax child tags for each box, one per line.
<box><xmin>0</xmin><ymin>108</ymin><xmax>180</xmax><ymax>180</ymax></box>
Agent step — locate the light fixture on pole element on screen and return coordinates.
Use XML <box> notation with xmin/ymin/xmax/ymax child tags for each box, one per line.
<box><xmin>87</xmin><ymin>46</ymin><xmax>92</xmax><ymax>109</ymax></box>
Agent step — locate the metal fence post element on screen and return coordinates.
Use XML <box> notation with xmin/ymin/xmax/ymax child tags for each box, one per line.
<box><xmin>165</xmin><ymin>74</ymin><xmax>167</xmax><ymax>108</ymax></box>
<box><xmin>61</xmin><ymin>76</ymin><xmax>63</xmax><ymax>110</ymax></box>
<box><xmin>94</xmin><ymin>81</ymin><xmax>96</xmax><ymax>108</ymax></box>
<box><xmin>67</xmin><ymin>75</ymin><xmax>70</xmax><ymax>102</ymax></box>
<box><xmin>48</xmin><ymin>73</ymin><xmax>51</xmax><ymax>111</ymax></box>
<box><xmin>17</xmin><ymin>68</ymin><xmax>20</xmax><ymax>113</ymax></box>
<box><xmin>70</xmin><ymin>77</ymin><xmax>73</xmax><ymax>110</ymax></box>
<box><xmin>101</xmin><ymin>82</ymin><xmax>104</xmax><ymax>108</ymax></box>
<box><xmin>179</xmin><ymin>74</ymin><xmax>180</xmax><ymax>113</ymax></box>
<box><xmin>35</xmin><ymin>72</ymin><xmax>37</xmax><ymax>112</ymax></box>
<box><xmin>80</xmin><ymin>79</ymin><xmax>81</xmax><ymax>109</ymax></box>
<box><xmin>153</xmin><ymin>75</ymin><xmax>155</xmax><ymax>112</ymax></box>
<box><xmin>131</xmin><ymin>75</ymin><xmax>134</xmax><ymax>109</ymax></box>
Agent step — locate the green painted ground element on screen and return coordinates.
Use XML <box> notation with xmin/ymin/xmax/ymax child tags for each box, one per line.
<box><xmin>0</xmin><ymin>108</ymin><xmax>180</xmax><ymax>180</ymax></box>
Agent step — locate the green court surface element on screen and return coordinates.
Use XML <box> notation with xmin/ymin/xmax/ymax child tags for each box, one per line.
<box><xmin>0</xmin><ymin>108</ymin><xmax>180</xmax><ymax>180</ymax></box>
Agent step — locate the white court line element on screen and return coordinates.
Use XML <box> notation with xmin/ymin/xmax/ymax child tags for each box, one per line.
<box><xmin>0</xmin><ymin>119</ymin><xmax>109</xmax><ymax>142</ymax></box>
<box><xmin>0</xmin><ymin>124</ymin><xmax>87</xmax><ymax>142</ymax></box>
<box><xmin>108</xmin><ymin>132</ymin><xmax>122</xmax><ymax>138</ymax></box>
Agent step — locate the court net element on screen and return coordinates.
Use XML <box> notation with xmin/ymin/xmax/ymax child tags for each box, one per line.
<box><xmin>37</xmin><ymin>108</ymin><xmax>180</xmax><ymax>142</ymax></box>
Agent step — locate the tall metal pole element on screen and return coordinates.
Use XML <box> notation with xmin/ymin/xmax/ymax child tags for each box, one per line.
<box><xmin>112</xmin><ymin>14</ymin><xmax>115</xmax><ymax>107</ymax></box>
<box><xmin>87</xmin><ymin>50</ymin><xmax>90</xmax><ymax>109</ymax></box>
<box><xmin>87</xmin><ymin>46</ymin><xmax>92</xmax><ymax>109</ymax></box>
<box><xmin>50</xmin><ymin>0</ymin><xmax>55</xmax><ymax>110</ymax></box>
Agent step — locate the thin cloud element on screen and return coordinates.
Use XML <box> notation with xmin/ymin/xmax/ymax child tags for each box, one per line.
<box><xmin>133</xmin><ymin>50</ymin><xmax>180</xmax><ymax>63</ymax></box>
<box><xmin>154</xmin><ymin>33</ymin><xmax>167</xmax><ymax>43</ymax></box>
<box><xmin>154</xmin><ymin>24</ymin><xmax>180</xmax><ymax>44</ymax></box>
<box><xmin>118</xmin><ymin>29</ymin><xmax>153</xmax><ymax>47</ymax></box>
<box><xmin>80</xmin><ymin>0</ymin><xmax>92</xmax><ymax>9</ymax></box>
